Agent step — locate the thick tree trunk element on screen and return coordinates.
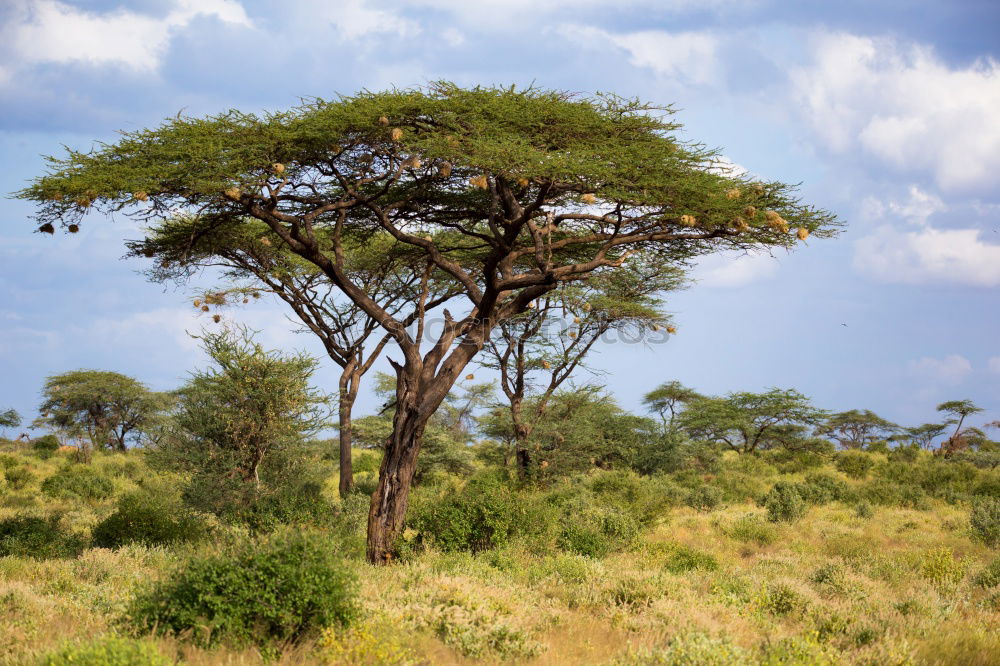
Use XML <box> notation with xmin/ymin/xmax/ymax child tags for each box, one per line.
<box><xmin>366</xmin><ymin>398</ymin><xmax>427</xmax><ymax>564</ymax></box>
<box><xmin>338</xmin><ymin>369</ymin><xmax>360</xmax><ymax>497</ymax></box>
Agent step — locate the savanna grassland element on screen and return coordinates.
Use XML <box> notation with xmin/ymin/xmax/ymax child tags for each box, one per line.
<box><xmin>2</xmin><ymin>439</ymin><xmax>998</xmax><ymax>666</ymax></box>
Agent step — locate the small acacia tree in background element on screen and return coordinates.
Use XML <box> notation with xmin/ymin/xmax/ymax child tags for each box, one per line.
<box><xmin>936</xmin><ymin>400</ymin><xmax>984</xmax><ymax>457</ymax></box>
<box><xmin>817</xmin><ymin>409</ymin><xmax>899</xmax><ymax>450</ymax></box>
<box><xmin>0</xmin><ymin>409</ymin><xmax>21</xmax><ymax>437</ymax></box>
<box><xmin>34</xmin><ymin>370</ymin><xmax>172</xmax><ymax>457</ymax></box>
<box><xmin>19</xmin><ymin>83</ymin><xmax>839</xmax><ymax>562</ymax></box>
<box><xmin>643</xmin><ymin>380</ymin><xmax>703</xmax><ymax>433</ymax></box>
<box><xmin>160</xmin><ymin>327</ymin><xmax>330</xmax><ymax>525</ymax></box>
<box><xmin>480</xmin><ymin>262</ymin><xmax>682</xmax><ymax>476</ymax></box>
<box><xmin>679</xmin><ymin>388</ymin><xmax>827</xmax><ymax>454</ymax></box>
<box><xmin>906</xmin><ymin>423</ymin><xmax>949</xmax><ymax>450</ymax></box>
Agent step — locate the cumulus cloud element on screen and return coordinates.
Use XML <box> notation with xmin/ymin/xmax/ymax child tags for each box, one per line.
<box><xmin>692</xmin><ymin>251</ymin><xmax>779</xmax><ymax>287</ymax></box>
<box><xmin>558</xmin><ymin>25</ymin><xmax>719</xmax><ymax>85</ymax></box>
<box><xmin>308</xmin><ymin>0</ymin><xmax>418</xmax><ymax>40</ymax></box>
<box><xmin>859</xmin><ymin>185</ymin><xmax>946</xmax><ymax>228</ymax></box>
<box><xmin>854</xmin><ymin>224</ymin><xmax>1000</xmax><ymax>287</ymax></box>
<box><xmin>7</xmin><ymin>0</ymin><xmax>250</xmax><ymax>72</ymax></box>
<box><xmin>791</xmin><ymin>32</ymin><xmax>1000</xmax><ymax>192</ymax></box>
<box><xmin>909</xmin><ymin>354</ymin><xmax>972</xmax><ymax>385</ymax></box>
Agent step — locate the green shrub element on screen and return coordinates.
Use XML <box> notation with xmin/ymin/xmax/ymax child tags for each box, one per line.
<box><xmin>37</xmin><ymin>637</ymin><xmax>170</xmax><ymax>666</ymax></box>
<box><xmin>920</xmin><ymin>547</ymin><xmax>967</xmax><ymax>590</ymax></box>
<box><xmin>685</xmin><ymin>485</ymin><xmax>724</xmax><ymax>512</ymax></box>
<box><xmin>41</xmin><ymin>464</ymin><xmax>115</xmax><ymax>500</ymax></box>
<box><xmin>3</xmin><ymin>465</ymin><xmax>34</xmax><ymax>491</ymax></box>
<box><xmin>126</xmin><ymin>530</ymin><xmax>358</xmax><ymax>648</ymax></box>
<box><xmin>0</xmin><ymin>515</ymin><xmax>84</xmax><ymax>559</ymax></box>
<box><xmin>757</xmin><ymin>582</ymin><xmax>806</xmax><ymax>616</ymax></box>
<box><xmin>856</xmin><ymin>479</ymin><xmax>930</xmax><ymax>510</ymax></box>
<box><xmin>796</xmin><ymin>473</ymin><xmax>849</xmax><ymax>505</ymax></box>
<box><xmin>889</xmin><ymin>443</ymin><xmax>921</xmax><ymax>463</ymax></box>
<box><xmin>763</xmin><ymin>482</ymin><xmax>807</xmax><ymax>523</ymax></box>
<box><xmin>970</xmin><ymin>497</ymin><xmax>1000</xmax><ymax>547</ymax></box>
<box><xmin>724</xmin><ymin>513</ymin><xmax>777</xmax><ymax>545</ymax></box>
<box><xmin>854</xmin><ymin>501</ymin><xmax>874</xmax><ymax>519</ymax></box>
<box><xmin>31</xmin><ymin>434</ymin><xmax>61</xmax><ymax>458</ymax></box>
<box><xmin>92</xmin><ymin>486</ymin><xmax>209</xmax><ymax>549</ymax></box>
<box><xmin>836</xmin><ymin>451</ymin><xmax>874</xmax><ymax>479</ymax></box>
<box><xmin>972</xmin><ymin>557</ymin><xmax>1000</xmax><ymax>588</ymax></box>
<box><xmin>558</xmin><ymin>521</ymin><xmax>612</xmax><ymax>558</ymax></box>
<box><xmin>0</xmin><ymin>453</ymin><xmax>19</xmax><ymax>470</ymax></box>
<box><xmin>660</xmin><ymin>543</ymin><xmax>719</xmax><ymax>574</ymax></box>
<box><xmin>410</xmin><ymin>473</ymin><xmax>534</xmax><ymax>553</ymax></box>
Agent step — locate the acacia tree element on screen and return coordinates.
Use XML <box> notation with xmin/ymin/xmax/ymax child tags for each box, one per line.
<box><xmin>905</xmin><ymin>423</ymin><xmax>948</xmax><ymax>450</ymax></box>
<box><xmin>18</xmin><ymin>83</ymin><xmax>838</xmax><ymax>563</ymax></box>
<box><xmin>129</xmin><ymin>218</ymin><xmax>459</xmax><ymax>496</ymax></box>
<box><xmin>35</xmin><ymin>370</ymin><xmax>172</xmax><ymax>454</ymax></box>
<box><xmin>936</xmin><ymin>399</ymin><xmax>984</xmax><ymax>456</ymax></box>
<box><xmin>0</xmin><ymin>408</ymin><xmax>21</xmax><ymax>437</ymax></box>
<box><xmin>679</xmin><ymin>388</ymin><xmax>827</xmax><ymax>454</ymax></box>
<box><xmin>816</xmin><ymin>409</ymin><xmax>899</xmax><ymax>450</ymax></box>
<box><xmin>480</xmin><ymin>262</ymin><xmax>681</xmax><ymax>476</ymax></box>
<box><xmin>643</xmin><ymin>380</ymin><xmax>703</xmax><ymax>432</ymax></box>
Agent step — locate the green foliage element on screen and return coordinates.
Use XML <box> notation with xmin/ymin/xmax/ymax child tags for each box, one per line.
<box><xmin>835</xmin><ymin>451</ymin><xmax>875</xmax><ymax>479</ymax></box>
<box><xmin>0</xmin><ymin>408</ymin><xmax>21</xmax><ymax>430</ymax></box>
<box><xmin>854</xmin><ymin>501</ymin><xmax>874</xmax><ymax>519</ymax></box>
<box><xmin>920</xmin><ymin>547</ymin><xmax>967</xmax><ymax>590</ymax></box>
<box><xmin>2</xmin><ymin>464</ymin><xmax>35</xmax><ymax>490</ymax></box>
<box><xmin>37</xmin><ymin>637</ymin><xmax>170</xmax><ymax>666</ymax></box>
<box><xmin>31</xmin><ymin>434</ymin><xmax>60</xmax><ymax>457</ymax></box>
<box><xmin>35</xmin><ymin>370</ymin><xmax>172</xmax><ymax>451</ymax></box>
<box><xmin>763</xmin><ymin>482</ymin><xmax>807</xmax><ymax>522</ymax></box>
<box><xmin>614</xmin><ymin>632</ymin><xmax>752</xmax><ymax>665</ymax></box>
<box><xmin>686</xmin><ymin>485</ymin><xmax>725</xmax><ymax>512</ymax></box>
<box><xmin>0</xmin><ymin>515</ymin><xmax>84</xmax><ymax>559</ymax></box>
<box><xmin>679</xmin><ymin>388</ymin><xmax>826</xmax><ymax>454</ymax></box>
<box><xmin>723</xmin><ymin>513</ymin><xmax>778</xmax><ymax>545</ymax></box>
<box><xmin>410</xmin><ymin>472</ymin><xmax>537</xmax><ymax>553</ymax></box>
<box><xmin>40</xmin><ymin>464</ymin><xmax>115</xmax><ymax>500</ymax></box>
<box><xmin>817</xmin><ymin>409</ymin><xmax>898</xmax><ymax>450</ymax></box>
<box><xmin>92</xmin><ymin>484</ymin><xmax>209</xmax><ymax>549</ymax></box>
<box><xmin>126</xmin><ymin>530</ymin><xmax>358</xmax><ymax>648</ymax></box>
<box><xmin>972</xmin><ymin>557</ymin><xmax>1000</xmax><ymax>588</ymax></box>
<box><xmin>658</xmin><ymin>543</ymin><xmax>719</xmax><ymax>574</ymax></box>
<box><xmin>156</xmin><ymin>327</ymin><xmax>331</xmax><ymax>528</ymax></box>
<box><xmin>796</xmin><ymin>472</ymin><xmax>849</xmax><ymax>505</ymax></box>
<box><xmin>970</xmin><ymin>497</ymin><xmax>1000</xmax><ymax>547</ymax></box>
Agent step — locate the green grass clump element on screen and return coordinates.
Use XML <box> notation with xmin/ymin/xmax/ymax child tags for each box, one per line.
<box><xmin>614</xmin><ymin>632</ymin><xmax>752</xmax><ymax>665</ymax></box>
<box><xmin>836</xmin><ymin>451</ymin><xmax>874</xmax><ymax>479</ymax></box>
<box><xmin>36</xmin><ymin>637</ymin><xmax>171</xmax><ymax>666</ymax></box>
<box><xmin>763</xmin><ymin>482</ymin><xmax>807</xmax><ymax>523</ymax></box>
<box><xmin>126</xmin><ymin>529</ymin><xmax>358</xmax><ymax>649</ymax></box>
<box><xmin>972</xmin><ymin>557</ymin><xmax>1000</xmax><ymax>588</ymax></box>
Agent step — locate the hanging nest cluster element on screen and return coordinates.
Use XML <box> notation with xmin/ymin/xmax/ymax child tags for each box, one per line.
<box><xmin>542</xmin><ymin>360</ymin><xmax>551</xmax><ymax>369</ymax></box>
<box><xmin>437</xmin><ymin>162</ymin><xmax>452</xmax><ymax>178</ymax></box>
<box><xmin>679</xmin><ymin>214</ymin><xmax>697</xmax><ymax>227</ymax></box>
<box><xmin>517</xmin><ymin>177</ymin><xmax>530</xmax><ymax>187</ymax></box>
<box><xmin>764</xmin><ymin>210</ymin><xmax>789</xmax><ymax>233</ymax></box>
<box><xmin>378</xmin><ymin>116</ymin><xmax>390</xmax><ymax>126</ymax></box>
<box><xmin>666</xmin><ymin>326</ymin><xmax>677</xmax><ymax>334</ymax></box>
<box><xmin>731</xmin><ymin>217</ymin><xmax>750</xmax><ymax>232</ymax></box>
<box><xmin>725</xmin><ymin>188</ymin><xmax>741</xmax><ymax>200</ymax></box>
<box><xmin>203</xmin><ymin>292</ymin><xmax>227</xmax><ymax>306</ymax></box>
<box><xmin>212</xmin><ymin>314</ymin><xmax>221</xmax><ymax>323</ymax></box>
<box><xmin>224</xmin><ymin>187</ymin><xmax>241</xmax><ymax>200</ymax></box>
<box><xmin>38</xmin><ymin>223</ymin><xmax>55</xmax><ymax>235</ymax></box>
<box><xmin>403</xmin><ymin>156</ymin><xmax>422</xmax><ymax>169</ymax></box>
<box><xmin>390</xmin><ymin>128</ymin><xmax>404</xmax><ymax>142</ymax></box>
<box><xmin>272</xmin><ymin>163</ymin><xmax>286</xmax><ymax>175</ymax></box>
<box><xmin>259</xmin><ymin>237</ymin><xmax>272</xmax><ymax>247</ymax></box>
<box><xmin>581</xmin><ymin>193</ymin><xmax>597</xmax><ymax>205</ymax></box>
<box><xmin>133</xmin><ymin>191</ymin><xmax>149</xmax><ymax>202</ymax></box>
<box><xmin>796</xmin><ymin>227</ymin><xmax>810</xmax><ymax>241</ymax></box>
<box><xmin>469</xmin><ymin>175</ymin><xmax>489</xmax><ymax>190</ymax></box>
<box><xmin>465</xmin><ymin>373</ymin><xmax>475</xmax><ymax>380</ymax></box>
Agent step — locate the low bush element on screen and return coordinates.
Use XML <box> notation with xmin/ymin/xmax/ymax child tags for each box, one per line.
<box><xmin>0</xmin><ymin>514</ymin><xmax>84</xmax><ymax>559</ymax></box>
<box><xmin>557</xmin><ymin>509</ymin><xmax>639</xmax><ymax>558</ymax></box>
<box><xmin>31</xmin><ymin>434</ymin><xmax>61</xmax><ymax>458</ymax></box>
<box><xmin>972</xmin><ymin>557</ymin><xmax>1000</xmax><ymax>589</ymax></box>
<box><xmin>854</xmin><ymin>501</ymin><xmax>874</xmax><ymax>519</ymax></box>
<box><xmin>797</xmin><ymin>473</ymin><xmax>850</xmax><ymax>505</ymax></box>
<box><xmin>970</xmin><ymin>497</ymin><xmax>1000</xmax><ymax>547</ymax></box>
<box><xmin>613</xmin><ymin>631</ymin><xmax>752</xmax><ymax>665</ymax></box>
<box><xmin>856</xmin><ymin>479</ymin><xmax>930</xmax><ymax>510</ymax></box>
<box><xmin>836</xmin><ymin>451</ymin><xmax>874</xmax><ymax>479</ymax></box>
<box><xmin>92</xmin><ymin>485</ymin><xmax>209</xmax><ymax>549</ymax></box>
<box><xmin>37</xmin><ymin>637</ymin><xmax>171</xmax><ymax>666</ymax></box>
<box><xmin>41</xmin><ymin>464</ymin><xmax>115</xmax><ymax>500</ymax></box>
<box><xmin>685</xmin><ymin>485</ymin><xmax>724</xmax><ymax>512</ymax></box>
<box><xmin>126</xmin><ymin>529</ymin><xmax>358</xmax><ymax>648</ymax></box>
<box><xmin>763</xmin><ymin>482</ymin><xmax>807</xmax><ymax>523</ymax></box>
<box><xmin>920</xmin><ymin>547</ymin><xmax>967</xmax><ymax>590</ymax></box>
<box><xmin>659</xmin><ymin>543</ymin><xmax>719</xmax><ymax>574</ymax></box>
<box><xmin>2</xmin><ymin>465</ymin><xmax>34</xmax><ymax>491</ymax></box>
<box><xmin>723</xmin><ymin>513</ymin><xmax>777</xmax><ymax>545</ymax></box>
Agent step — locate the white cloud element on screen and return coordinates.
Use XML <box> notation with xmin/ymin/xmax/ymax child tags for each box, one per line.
<box><xmin>855</xmin><ymin>224</ymin><xmax>1000</xmax><ymax>287</ymax></box>
<box><xmin>909</xmin><ymin>354</ymin><xmax>972</xmax><ymax>385</ymax></box>
<box><xmin>693</xmin><ymin>251</ymin><xmax>779</xmax><ymax>287</ymax></box>
<box><xmin>316</xmin><ymin>0</ymin><xmax>418</xmax><ymax>39</ymax></box>
<box><xmin>9</xmin><ymin>0</ymin><xmax>251</xmax><ymax>72</ymax></box>
<box><xmin>559</xmin><ymin>25</ymin><xmax>719</xmax><ymax>85</ymax></box>
<box><xmin>859</xmin><ymin>185</ymin><xmax>946</xmax><ymax>228</ymax></box>
<box><xmin>791</xmin><ymin>32</ymin><xmax>1000</xmax><ymax>192</ymax></box>
<box><xmin>989</xmin><ymin>357</ymin><xmax>1000</xmax><ymax>375</ymax></box>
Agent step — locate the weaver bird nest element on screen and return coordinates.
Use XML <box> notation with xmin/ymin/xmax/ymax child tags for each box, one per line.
<box><xmin>581</xmin><ymin>193</ymin><xmax>597</xmax><ymax>204</ymax></box>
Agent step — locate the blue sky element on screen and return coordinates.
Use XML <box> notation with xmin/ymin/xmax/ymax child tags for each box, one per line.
<box><xmin>0</xmin><ymin>0</ymin><xmax>998</xmax><ymax>435</ymax></box>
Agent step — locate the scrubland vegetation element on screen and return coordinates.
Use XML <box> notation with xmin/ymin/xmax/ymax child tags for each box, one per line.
<box><xmin>1</xmin><ymin>346</ymin><xmax>998</xmax><ymax>665</ymax></box>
